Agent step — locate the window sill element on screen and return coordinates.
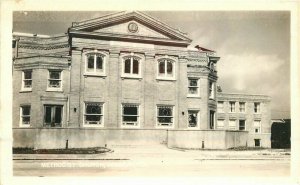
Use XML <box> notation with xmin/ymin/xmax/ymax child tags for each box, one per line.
<box><xmin>156</xmin><ymin>78</ymin><xmax>176</xmax><ymax>81</ymax></box>
<box><xmin>46</xmin><ymin>89</ymin><xmax>63</xmax><ymax>92</ymax></box>
<box><xmin>187</xmin><ymin>127</ymin><xmax>200</xmax><ymax>130</ymax></box>
<box><xmin>121</xmin><ymin>125</ymin><xmax>140</xmax><ymax>128</ymax></box>
<box><xmin>187</xmin><ymin>95</ymin><xmax>201</xmax><ymax>98</ymax></box>
<box><xmin>84</xmin><ymin>73</ymin><xmax>107</xmax><ymax>78</ymax></box>
<box><xmin>155</xmin><ymin>125</ymin><xmax>174</xmax><ymax>129</ymax></box>
<box><xmin>82</xmin><ymin>124</ymin><xmax>104</xmax><ymax>128</ymax></box>
<box><xmin>121</xmin><ymin>75</ymin><xmax>142</xmax><ymax>80</ymax></box>
<box><xmin>20</xmin><ymin>90</ymin><xmax>32</xmax><ymax>93</ymax></box>
<box><xmin>19</xmin><ymin>124</ymin><xmax>30</xmax><ymax>128</ymax></box>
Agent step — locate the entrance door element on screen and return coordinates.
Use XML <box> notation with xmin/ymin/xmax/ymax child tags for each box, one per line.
<box><xmin>44</xmin><ymin>105</ymin><xmax>63</xmax><ymax>127</ymax></box>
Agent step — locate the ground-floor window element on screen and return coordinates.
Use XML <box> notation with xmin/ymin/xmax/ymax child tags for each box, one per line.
<box><xmin>209</xmin><ymin>110</ymin><xmax>215</xmax><ymax>129</ymax></box>
<box><xmin>157</xmin><ymin>105</ymin><xmax>174</xmax><ymax>127</ymax></box>
<box><xmin>122</xmin><ymin>104</ymin><xmax>139</xmax><ymax>127</ymax></box>
<box><xmin>216</xmin><ymin>119</ymin><xmax>224</xmax><ymax>129</ymax></box>
<box><xmin>254</xmin><ymin>139</ymin><xmax>261</xmax><ymax>147</ymax></box>
<box><xmin>239</xmin><ymin>120</ymin><xmax>246</xmax><ymax>131</ymax></box>
<box><xmin>188</xmin><ymin>110</ymin><xmax>199</xmax><ymax>128</ymax></box>
<box><xmin>84</xmin><ymin>102</ymin><xmax>103</xmax><ymax>126</ymax></box>
<box><xmin>44</xmin><ymin>105</ymin><xmax>63</xmax><ymax>127</ymax></box>
<box><xmin>20</xmin><ymin>105</ymin><xmax>31</xmax><ymax>127</ymax></box>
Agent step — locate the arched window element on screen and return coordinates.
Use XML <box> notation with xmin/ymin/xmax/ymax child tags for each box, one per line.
<box><xmin>157</xmin><ymin>58</ymin><xmax>175</xmax><ymax>79</ymax></box>
<box><xmin>122</xmin><ymin>55</ymin><xmax>141</xmax><ymax>77</ymax></box>
<box><xmin>85</xmin><ymin>52</ymin><xmax>106</xmax><ymax>75</ymax></box>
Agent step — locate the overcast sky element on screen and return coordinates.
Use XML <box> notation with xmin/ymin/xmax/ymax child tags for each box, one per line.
<box><xmin>13</xmin><ymin>11</ymin><xmax>291</xmax><ymax>119</ymax></box>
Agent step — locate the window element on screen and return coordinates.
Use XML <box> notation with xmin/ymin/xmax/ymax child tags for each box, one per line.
<box><xmin>239</xmin><ymin>102</ymin><xmax>245</xmax><ymax>113</ymax></box>
<box><xmin>44</xmin><ymin>105</ymin><xmax>63</xmax><ymax>127</ymax></box>
<box><xmin>188</xmin><ymin>78</ymin><xmax>199</xmax><ymax>96</ymax></box>
<box><xmin>22</xmin><ymin>70</ymin><xmax>32</xmax><ymax>91</ymax></box>
<box><xmin>20</xmin><ymin>105</ymin><xmax>31</xmax><ymax>127</ymax></box>
<box><xmin>229</xmin><ymin>101</ymin><xmax>236</xmax><ymax>113</ymax></box>
<box><xmin>84</xmin><ymin>103</ymin><xmax>103</xmax><ymax>126</ymax></box>
<box><xmin>229</xmin><ymin>119</ymin><xmax>236</xmax><ymax>130</ymax></box>
<box><xmin>239</xmin><ymin>120</ymin><xmax>246</xmax><ymax>131</ymax></box>
<box><xmin>254</xmin><ymin>139</ymin><xmax>261</xmax><ymax>147</ymax></box>
<box><xmin>217</xmin><ymin>119</ymin><xmax>224</xmax><ymax>129</ymax></box>
<box><xmin>122</xmin><ymin>55</ymin><xmax>140</xmax><ymax>77</ymax></box>
<box><xmin>157</xmin><ymin>106</ymin><xmax>174</xmax><ymax>127</ymax></box>
<box><xmin>254</xmin><ymin>102</ymin><xmax>260</xmax><ymax>113</ymax></box>
<box><xmin>48</xmin><ymin>70</ymin><xmax>62</xmax><ymax>90</ymax></box>
<box><xmin>217</xmin><ymin>101</ymin><xmax>224</xmax><ymax>113</ymax></box>
<box><xmin>209</xmin><ymin>81</ymin><xmax>215</xmax><ymax>99</ymax></box>
<box><xmin>157</xmin><ymin>58</ymin><xmax>175</xmax><ymax>79</ymax></box>
<box><xmin>85</xmin><ymin>53</ymin><xmax>105</xmax><ymax>75</ymax></box>
<box><xmin>122</xmin><ymin>104</ymin><xmax>139</xmax><ymax>127</ymax></box>
<box><xmin>209</xmin><ymin>110</ymin><xmax>215</xmax><ymax>129</ymax></box>
<box><xmin>188</xmin><ymin>110</ymin><xmax>199</xmax><ymax>128</ymax></box>
<box><xmin>254</xmin><ymin>120</ymin><xmax>261</xmax><ymax>133</ymax></box>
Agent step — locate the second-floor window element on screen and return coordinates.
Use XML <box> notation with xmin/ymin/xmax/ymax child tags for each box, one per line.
<box><xmin>48</xmin><ymin>70</ymin><xmax>62</xmax><ymax>90</ymax></box>
<box><xmin>86</xmin><ymin>53</ymin><xmax>105</xmax><ymax>75</ymax></box>
<box><xmin>239</xmin><ymin>102</ymin><xmax>245</xmax><ymax>113</ymax></box>
<box><xmin>254</xmin><ymin>102</ymin><xmax>261</xmax><ymax>113</ymax></box>
<box><xmin>229</xmin><ymin>101</ymin><xmax>236</xmax><ymax>112</ymax></box>
<box><xmin>188</xmin><ymin>78</ymin><xmax>199</xmax><ymax>96</ymax></box>
<box><xmin>22</xmin><ymin>70</ymin><xmax>32</xmax><ymax>91</ymax></box>
<box><xmin>122</xmin><ymin>55</ymin><xmax>141</xmax><ymax>77</ymax></box>
<box><xmin>157</xmin><ymin>58</ymin><xmax>175</xmax><ymax>79</ymax></box>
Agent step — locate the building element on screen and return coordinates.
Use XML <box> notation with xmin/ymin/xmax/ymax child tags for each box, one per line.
<box><xmin>12</xmin><ymin>11</ymin><xmax>272</xmax><ymax>149</ymax></box>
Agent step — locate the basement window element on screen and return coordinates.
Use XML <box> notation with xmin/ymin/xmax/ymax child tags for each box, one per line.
<box><xmin>254</xmin><ymin>139</ymin><xmax>261</xmax><ymax>147</ymax></box>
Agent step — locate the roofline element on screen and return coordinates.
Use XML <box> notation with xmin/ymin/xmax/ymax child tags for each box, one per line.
<box><xmin>13</xmin><ymin>32</ymin><xmax>68</xmax><ymax>39</ymax></box>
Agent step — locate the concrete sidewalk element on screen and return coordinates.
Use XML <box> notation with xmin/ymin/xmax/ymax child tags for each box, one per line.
<box><xmin>13</xmin><ymin>145</ymin><xmax>291</xmax><ymax>161</ymax></box>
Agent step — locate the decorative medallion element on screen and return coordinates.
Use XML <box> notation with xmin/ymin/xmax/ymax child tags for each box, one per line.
<box><xmin>128</xmin><ymin>22</ymin><xmax>138</xmax><ymax>33</ymax></box>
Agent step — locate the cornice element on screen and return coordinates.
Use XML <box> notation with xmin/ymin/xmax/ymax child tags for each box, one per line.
<box><xmin>18</xmin><ymin>43</ymin><xmax>69</xmax><ymax>50</ymax></box>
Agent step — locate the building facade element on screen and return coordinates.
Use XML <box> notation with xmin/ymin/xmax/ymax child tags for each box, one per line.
<box><xmin>12</xmin><ymin>11</ymin><xmax>271</xmax><ymax>149</ymax></box>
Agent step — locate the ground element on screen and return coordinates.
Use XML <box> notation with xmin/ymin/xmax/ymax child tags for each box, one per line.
<box><xmin>13</xmin><ymin>145</ymin><xmax>290</xmax><ymax>176</ymax></box>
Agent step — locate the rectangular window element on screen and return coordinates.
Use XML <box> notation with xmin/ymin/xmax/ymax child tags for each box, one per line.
<box><xmin>254</xmin><ymin>120</ymin><xmax>261</xmax><ymax>133</ymax></box>
<box><xmin>229</xmin><ymin>101</ymin><xmax>236</xmax><ymax>113</ymax></box>
<box><xmin>48</xmin><ymin>70</ymin><xmax>62</xmax><ymax>90</ymax></box>
<box><xmin>122</xmin><ymin>104</ymin><xmax>139</xmax><ymax>127</ymax></box>
<box><xmin>20</xmin><ymin>105</ymin><xmax>31</xmax><ymax>127</ymax></box>
<box><xmin>217</xmin><ymin>101</ymin><xmax>224</xmax><ymax>113</ymax></box>
<box><xmin>217</xmin><ymin>119</ymin><xmax>224</xmax><ymax>129</ymax></box>
<box><xmin>239</xmin><ymin>102</ymin><xmax>245</xmax><ymax>113</ymax></box>
<box><xmin>188</xmin><ymin>78</ymin><xmax>199</xmax><ymax>96</ymax></box>
<box><xmin>239</xmin><ymin>120</ymin><xmax>246</xmax><ymax>131</ymax></box>
<box><xmin>209</xmin><ymin>81</ymin><xmax>215</xmax><ymax>99</ymax></box>
<box><xmin>157</xmin><ymin>106</ymin><xmax>174</xmax><ymax>127</ymax></box>
<box><xmin>44</xmin><ymin>105</ymin><xmax>63</xmax><ymax>127</ymax></box>
<box><xmin>84</xmin><ymin>103</ymin><xmax>103</xmax><ymax>126</ymax></box>
<box><xmin>22</xmin><ymin>70</ymin><xmax>32</xmax><ymax>91</ymax></box>
<box><xmin>209</xmin><ymin>110</ymin><xmax>215</xmax><ymax>129</ymax></box>
<box><xmin>254</xmin><ymin>139</ymin><xmax>261</xmax><ymax>147</ymax></box>
<box><xmin>188</xmin><ymin>110</ymin><xmax>199</xmax><ymax>128</ymax></box>
<box><xmin>229</xmin><ymin>119</ymin><xmax>236</xmax><ymax>130</ymax></box>
<box><xmin>254</xmin><ymin>102</ymin><xmax>261</xmax><ymax>113</ymax></box>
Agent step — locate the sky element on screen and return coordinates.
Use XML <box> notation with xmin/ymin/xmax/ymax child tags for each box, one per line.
<box><xmin>13</xmin><ymin>11</ymin><xmax>291</xmax><ymax>119</ymax></box>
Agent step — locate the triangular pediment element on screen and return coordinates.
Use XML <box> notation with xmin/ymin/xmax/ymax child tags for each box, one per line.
<box><xmin>69</xmin><ymin>11</ymin><xmax>192</xmax><ymax>45</ymax></box>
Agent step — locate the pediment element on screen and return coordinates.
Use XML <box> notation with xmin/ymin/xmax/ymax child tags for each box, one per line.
<box><xmin>69</xmin><ymin>11</ymin><xmax>192</xmax><ymax>45</ymax></box>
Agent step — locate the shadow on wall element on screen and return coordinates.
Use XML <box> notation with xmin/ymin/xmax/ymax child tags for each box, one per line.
<box><xmin>271</xmin><ymin>119</ymin><xmax>291</xmax><ymax>149</ymax></box>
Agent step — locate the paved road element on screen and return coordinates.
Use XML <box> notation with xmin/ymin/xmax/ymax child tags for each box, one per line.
<box><xmin>13</xmin><ymin>158</ymin><xmax>290</xmax><ymax>176</ymax></box>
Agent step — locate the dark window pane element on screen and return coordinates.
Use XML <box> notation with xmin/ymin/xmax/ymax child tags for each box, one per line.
<box><xmin>88</xmin><ymin>56</ymin><xmax>94</xmax><ymax>69</ymax></box>
<box><xmin>123</xmin><ymin>116</ymin><xmax>138</xmax><ymax>122</ymax></box>
<box><xmin>86</xmin><ymin>105</ymin><xmax>101</xmax><ymax>114</ymax></box>
<box><xmin>189</xmin><ymin>79</ymin><xmax>197</xmax><ymax>86</ymax></box>
<box><xmin>24</xmin><ymin>71</ymin><xmax>32</xmax><ymax>79</ymax></box>
<box><xmin>49</xmin><ymin>80</ymin><xmax>60</xmax><ymax>88</ymax></box>
<box><xmin>96</xmin><ymin>56</ymin><xmax>103</xmax><ymax>69</ymax></box>
<box><xmin>24</xmin><ymin>80</ymin><xmax>32</xmax><ymax>88</ymax></box>
<box><xmin>189</xmin><ymin>112</ymin><xmax>197</xmax><ymax>126</ymax></box>
<box><xmin>132</xmin><ymin>59</ymin><xmax>139</xmax><ymax>74</ymax></box>
<box><xmin>159</xmin><ymin>61</ymin><xmax>165</xmax><ymax>74</ymax></box>
<box><xmin>189</xmin><ymin>87</ymin><xmax>197</xmax><ymax>94</ymax></box>
<box><xmin>49</xmin><ymin>71</ymin><xmax>60</xmax><ymax>79</ymax></box>
<box><xmin>22</xmin><ymin>117</ymin><xmax>30</xmax><ymax>123</ymax></box>
<box><xmin>158</xmin><ymin>107</ymin><xmax>172</xmax><ymax>116</ymax></box>
<box><xmin>45</xmin><ymin>107</ymin><xmax>52</xmax><ymax>123</ymax></box>
<box><xmin>22</xmin><ymin>107</ymin><xmax>30</xmax><ymax>116</ymax></box>
<box><xmin>124</xmin><ymin>59</ymin><xmax>131</xmax><ymax>73</ymax></box>
<box><xmin>167</xmin><ymin>61</ymin><xmax>173</xmax><ymax>74</ymax></box>
<box><xmin>158</xmin><ymin>117</ymin><xmax>172</xmax><ymax>123</ymax></box>
<box><xmin>54</xmin><ymin>107</ymin><xmax>62</xmax><ymax>123</ymax></box>
<box><xmin>123</xmin><ymin>106</ymin><xmax>137</xmax><ymax>115</ymax></box>
<box><xmin>86</xmin><ymin>115</ymin><xmax>101</xmax><ymax>121</ymax></box>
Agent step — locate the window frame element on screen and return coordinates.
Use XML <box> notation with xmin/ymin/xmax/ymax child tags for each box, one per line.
<box><xmin>19</xmin><ymin>105</ymin><xmax>31</xmax><ymax>127</ymax></box>
<box><xmin>43</xmin><ymin>104</ymin><xmax>63</xmax><ymax>127</ymax></box>
<box><xmin>47</xmin><ymin>70</ymin><xmax>63</xmax><ymax>91</ymax></box>
<box><xmin>121</xmin><ymin>54</ymin><xmax>142</xmax><ymax>79</ymax></box>
<box><xmin>84</xmin><ymin>52</ymin><xmax>107</xmax><ymax>76</ymax></box>
<box><xmin>21</xmin><ymin>70</ymin><xmax>32</xmax><ymax>91</ymax></box>
<box><xmin>83</xmin><ymin>102</ymin><xmax>104</xmax><ymax>127</ymax></box>
<box><xmin>187</xmin><ymin>110</ymin><xmax>200</xmax><ymax>129</ymax></box>
<box><xmin>238</xmin><ymin>119</ymin><xmax>246</xmax><ymax>131</ymax></box>
<box><xmin>229</xmin><ymin>101</ymin><xmax>236</xmax><ymax>113</ymax></box>
<box><xmin>121</xmin><ymin>104</ymin><xmax>140</xmax><ymax>128</ymax></box>
<box><xmin>254</xmin><ymin>102</ymin><xmax>261</xmax><ymax>113</ymax></box>
<box><xmin>187</xmin><ymin>78</ymin><xmax>200</xmax><ymax>97</ymax></box>
<box><xmin>156</xmin><ymin>105</ymin><xmax>175</xmax><ymax>128</ymax></box>
<box><xmin>156</xmin><ymin>58</ymin><xmax>176</xmax><ymax>81</ymax></box>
